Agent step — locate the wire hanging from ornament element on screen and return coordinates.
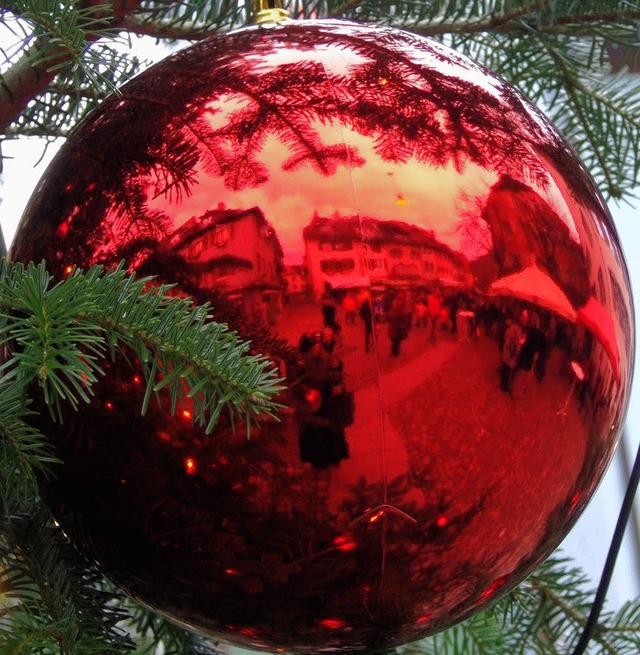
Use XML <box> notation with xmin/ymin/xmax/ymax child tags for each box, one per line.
<box><xmin>570</xmin><ymin>430</ymin><xmax>640</xmax><ymax>655</ymax></box>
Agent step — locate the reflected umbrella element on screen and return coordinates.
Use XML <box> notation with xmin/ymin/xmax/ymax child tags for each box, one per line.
<box><xmin>488</xmin><ymin>264</ymin><xmax>577</xmax><ymax>322</ymax></box>
<box><xmin>577</xmin><ymin>295</ymin><xmax>621</xmax><ymax>383</ymax></box>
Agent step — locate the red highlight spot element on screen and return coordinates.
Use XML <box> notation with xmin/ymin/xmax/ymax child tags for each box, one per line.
<box><xmin>318</xmin><ymin>618</ymin><xmax>347</xmax><ymax>630</ymax></box>
<box><xmin>57</xmin><ymin>222</ymin><xmax>69</xmax><ymax>238</ymax></box>
<box><xmin>333</xmin><ymin>535</ymin><xmax>357</xmax><ymax>552</ymax></box>
<box><xmin>63</xmin><ymin>265</ymin><xmax>73</xmax><ymax>276</ymax></box>
<box><xmin>479</xmin><ymin>576</ymin><xmax>507</xmax><ymax>601</ymax></box>
<box><xmin>182</xmin><ymin>409</ymin><xmax>192</xmax><ymax>419</ymax></box>
<box><xmin>368</xmin><ymin>510</ymin><xmax>384</xmax><ymax>523</ymax></box>
<box><xmin>305</xmin><ymin>388</ymin><xmax>321</xmax><ymax>404</ymax></box>
<box><xmin>184</xmin><ymin>457</ymin><xmax>197</xmax><ymax>475</ymax></box>
<box><xmin>104</xmin><ymin>401</ymin><xmax>113</xmax><ymax>410</ymax></box>
<box><xmin>436</xmin><ymin>515</ymin><xmax>448</xmax><ymax>527</ymax></box>
<box><xmin>225</xmin><ymin>568</ymin><xmax>238</xmax><ymax>575</ymax></box>
<box><xmin>416</xmin><ymin>614</ymin><xmax>431</xmax><ymax>623</ymax></box>
<box><xmin>132</xmin><ymin>375</ymin><xmax>141</xmax><ymax>385</ymax></box>
<box><xmin>570</xmin><ymin>491</ymin><xmax>581</xmax><ymax>511</ymax></box>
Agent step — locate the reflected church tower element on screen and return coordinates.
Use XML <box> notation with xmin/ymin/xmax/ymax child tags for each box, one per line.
<box><xmin>481</xmin><ymin>175</ymin><xmax>590</xmax><ymax>305</ymax></box>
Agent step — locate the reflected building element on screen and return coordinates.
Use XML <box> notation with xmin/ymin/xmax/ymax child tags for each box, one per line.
<box><xmin>536</xmin><ymin>153</ymin><xmax>634</xmax><ymax>406</ymax></box>
<box><xmin>170</xmin><ymin>204</ymin><xmax>285</xmax><ymax>324</ymax></box>
<box><xmin>303</xmin><ymin>212</ymin><xmax>472</xmax><ymax>299</ymax></box>
<box><xmin>282</xmin><ymin>264</ymin><xmax>308</xmax><ymax>298</ymax></box>
<box><xmin>481</xmin><ymin>175</ymin><xmax>590</xmax><ymax>305</ymax></box>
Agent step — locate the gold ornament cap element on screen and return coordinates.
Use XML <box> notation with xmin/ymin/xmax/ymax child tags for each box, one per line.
<box><xmin>251</xmin><ymin>0</ymin><xmax>289</xmax><ymax>25</ymax></box>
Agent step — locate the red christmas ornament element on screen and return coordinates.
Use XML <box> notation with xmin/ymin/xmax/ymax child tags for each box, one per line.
<box><xmin>10</xmin><ymin>18</ymin><xmax>634</xmax><ymax>654</ymax></box>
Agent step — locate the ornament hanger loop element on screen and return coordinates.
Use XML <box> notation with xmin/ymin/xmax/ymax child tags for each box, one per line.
<box><xmin>251</xmin><ymin>0</ymin><xmax>289</xmax><ymax>26</ymax></box>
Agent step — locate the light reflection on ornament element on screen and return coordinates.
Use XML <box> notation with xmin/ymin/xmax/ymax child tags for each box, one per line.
<box><xmin>319</xmin><ymin>619</ymin><xmax>348</xmax><ymax>630</ymax></box>
<box><xmin>9</xmin><ymin>18</ymin><xmax>634</xmax><ymax>655</ymax></box>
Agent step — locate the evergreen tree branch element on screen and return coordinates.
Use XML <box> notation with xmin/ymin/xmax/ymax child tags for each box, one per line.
<box><xmin>0</xmin><ymin>259</ymin><xmax>284</xmax><ymax>431</ymax></box>
<box><xmin>0</xmin><ymin>258</ymin><xmax>283</xmax><ymax>653</ymax></box>
<box><xmin>0</xmin><ymin>503</ymin><xmax>135</xmax><ymax>655</ymax></box>
<box><xmin>401</xmin><ymin>8</ymin><xmax>640</xmax><ymax>38</ymax></box>
<box><xmin>0</xmin><ymin>380</ymin><xmax>59</xmax><ymax>511</ymax></box>
<box><xmin>395</xmin><ymin>556</ymin><xmax>640</xmax><ymax>655</ymax></box>
<box><xmin>4</xmin><ymin>1</ymin><xmax>640</xmax><ymax>199</ymax></box>
<box><xmin>0</xmin><ymin>1</ymin><xmax>134</xmax><ymax>135</ymax></box>
<box><xmin>527</xmin><ymin>28</ymin><xmax>621</xmax><ymax>197</ymax></box>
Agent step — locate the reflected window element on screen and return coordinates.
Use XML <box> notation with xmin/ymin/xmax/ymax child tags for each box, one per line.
<box><xmin>321</xmin><ymin>258</ymin><xmax>355</xmax><ymax>274</ymax></box>
<box><xmin>215</xmin><ymin>225</ymin><xmax>232</xmax><ymax>247</ymax></box>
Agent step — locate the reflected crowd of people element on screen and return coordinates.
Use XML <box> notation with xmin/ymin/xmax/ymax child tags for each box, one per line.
<box><xmin>283</xmin><ymin>279</ymin><xmax>618</xmax><ymax>457</ymax></box>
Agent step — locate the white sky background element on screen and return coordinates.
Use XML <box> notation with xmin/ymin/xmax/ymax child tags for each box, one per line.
<box><xmin>1</xmin><ymin>30</ymin><xmax>640</xmax><ymax>623</ymax></box>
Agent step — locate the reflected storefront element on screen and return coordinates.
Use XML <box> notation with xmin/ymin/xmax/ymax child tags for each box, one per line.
<box><xmin>10</xmin><ymin>20</ymin><xmax>634</xmax><ymax>654</ymax></box>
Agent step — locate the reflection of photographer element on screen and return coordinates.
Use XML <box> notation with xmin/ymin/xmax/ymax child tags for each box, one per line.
<box><xmin>388</xmin><ymin>293</ymin><xmax>410</xmax><ymax>356</ymax></box>
<box><xmin>296</xmin><ymin>328</ymin><xmax>353</xmax><ymax>469</ymax></box>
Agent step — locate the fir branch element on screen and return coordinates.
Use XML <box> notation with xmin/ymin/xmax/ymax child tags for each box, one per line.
<box><xmin>0</xmin><ymin>504</ymin><xmax>135</xmax><ymax>655</ymax></box>
<box><xmin>4</xmin><ymin>1</ymin><xmax>640</xmax><ymax>201</ymax></box>
<box><xmin>0</xmin><ymin>258</ymin><xmax>284</xmax><ymax>654</ymax></box>
<box><xmin>525</xmin><ymin>28</ymin><xmax>621</xmax><ymax>198</ymax></box>
<box><xmin>382</xmin><ymin>3</ymin><xmax>640</xmax><ymax>37</ymax></box>
<box><xmin>0</xmin><ymin>379</ymin><xmax>59</xmax><ymax>515</ymax></box>
<box><xmin>0</xmin><ymin>260</ymin><xmax>285</xmax><ymax>432</ymax></box>
<box><xmin>396</xmin><ymin>556</ymin><xmax>640</xmax><ymax>655</ymax></box>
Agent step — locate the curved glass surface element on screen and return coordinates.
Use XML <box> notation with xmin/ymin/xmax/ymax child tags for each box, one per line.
<box><xmin>10</xmin><ymin>19</ymin><xmax>634</xmax><ymax>654</ymax></box>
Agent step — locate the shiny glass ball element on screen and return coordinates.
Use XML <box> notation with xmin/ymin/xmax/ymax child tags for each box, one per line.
<box><xmin>10</xmin><ymin>19</ymin><xmax>634</xmax><ymax>654</ymax></box>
